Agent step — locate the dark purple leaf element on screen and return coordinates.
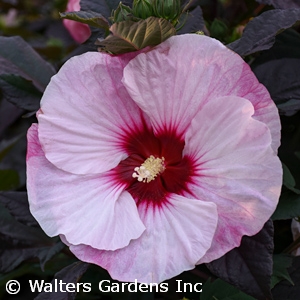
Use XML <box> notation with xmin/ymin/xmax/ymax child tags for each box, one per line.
<box><xmin>252</xmin><ymin>58</ymin><xmax>300</xmax><ymax>115</ymax></box>
<box><xmin>0</xmin><ymin>128</ymin><xmax>29</xmax><ymax>188</ymax></box>
<box><xmin>81</xmin><ymin>0</ymin><xmax>132</xmax><ymax>19</ymax></box>
<box><xmin>0</xmin><ymin>36</ymin><xmax>55</xmax><ymax>92</ymax></box>
<box><xmin>35</xmin><ymin>261</ymin><xmax>89</xmax><ymax>300</ymax></box>
<box><xmin>255</xmin><ymin>0</ymin><xmax>300</xmax><ymax>9</ymax></box>
<box><xmin>0</xmin><ymin>74</ymin><xmax>42</xmax><ymax>111</ymax></box>
<box><xmin>206</xmin><ymin>220</ymin><xmax>274</xmax><ymax>300</ymax></box>
<box><xmin>0</xmin><ymin>240</ymin><xmax>65</xmax><ymax>273</ymax></box>
<box><xmin>0</xmin><ymin>54</ymin><xmax>24</xmax><ymax>136</ymax></box>
<box><xmin>37</xmin><ymin>241</ymin><xmax>66</xmax><ymax>271</ymax></box>
<box><xmin>272</xmin><ymin>256</ymin><xmax>300</xmax><ymax>300</ymax></box>
<box><xmin>177</xmin><ymin>5</ymin><xmax>205</xmax><ymax>34</ymax></box>
<box><xmin>227</xmin><ymin>9</ymin><xmax>300</xmax><ymax>56</ymax></box>
<box><xmin>0</xmin><ymin>202</ymin><xmax>49</xmax><ymax>247</ymax></box>
<box><xmin>0</xmin><ymin>98</ymin><xmax>23</xmax><ymax>138</ymax></box>
<box><xmin>0</xmin><ymin>200</ymin><xmax>64</xmax><ymax>273</ymax></box>
<box><xmin>0</xmin><ymin>192</ymin><xmax>38</xmax><ymax>227</ymax></box>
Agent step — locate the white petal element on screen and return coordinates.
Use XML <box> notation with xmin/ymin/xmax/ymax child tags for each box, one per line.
<box><xmin>67</xmin><ymin>195</ymin><xmax>218</xmax><ymax>283</ymax></box>
<box><xmin>182</xmin><ymin>95</ymin><xmax>282</xmax><ymax>262</ymax></box>
<box><xmin>123</xmin><ymin>34</ymin><xmax>280</xmax><ymax>151</ymax></box>
<box><xmin>38</xmin><ymin>51</ymin><xmax>146</xmax><ymax>175</ymax></box>
<box><xmin>27</xmin><ymin>124</ymin><xmax>145</xmax><ymax>250</ymax></box>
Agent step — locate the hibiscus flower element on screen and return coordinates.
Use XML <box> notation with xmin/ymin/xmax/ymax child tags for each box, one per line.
<box><xmin>63</xmin><ymin>0</ymin><xmax>91</xmax><ymax>44</ymax></box>
<box><xmin>26</xmin><ymin>34</ymin><xmax>282</xmax><ymax>283</ymax></box>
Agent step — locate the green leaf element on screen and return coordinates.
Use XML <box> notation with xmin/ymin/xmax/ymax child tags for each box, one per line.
<box><xmin>272</xmin><ymin>256</ymin><xmax>300</xmax><ymax>299</ymax></box>
<box><xmin>272</xmin><ymin>188</ymin><xmax>300</xmax><ymax>220</ymax></box>
<box><xmin>0</xmin><ymin>36</ymin><xmax>55</xmax><ymax>92</ymax></box>
<box><xmin>96</xmin><ymin>16</ymin><xmax>176</xmax><ymax>54</ymax></box>
<box><xmin>201</xmin><ymin>278</ymin><xmax>255</xmax><ymax>300</ymax></box>
<box><xmin>271</xmin><ymin>254</ymin><xmax>294</xmax><ymax>288</ymax></box>
<box><xmin>59</xmin><ymin>10</ymin><xmax>110</xmax><ymax>31</ymax></box>
<box><xmin>210</xmin><ymin>19</ymin><xmax>229</xmax><ymax>41</ymax></box>
<box><xmin>0</xmin><ymin>169</ymin><xmax>19</xmax><ymax>191</ymax></box>
<box><xmin>0</xmin><ymin>74</ymin><xmax>42</xmax><ymax>111</ymax></box>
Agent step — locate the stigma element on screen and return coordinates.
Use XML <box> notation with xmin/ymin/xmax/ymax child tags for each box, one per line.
<box><xmin>132</xmin><ymin>155</ymin><xmax>165</xmax><ymax>183</ymax></box>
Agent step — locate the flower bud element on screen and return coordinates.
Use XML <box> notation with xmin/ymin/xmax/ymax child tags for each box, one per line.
<box><xmin>132</xmin><ymin>0</ymin><xmax>154</xmax><ymax>19</ymax></box>
<box><xmin>63</xmin><ymin>0</ymin><xmax>91</xmax><ymax>43</ymax></box>
<box><xmin>153</xmin><ymin>0</ymin><xmax>181</xmax><ymax>23</ymax></box>
<box><xmin>111</xmin><ymin>2</ymin><xmax>132</xmax><ymax>23</ymax></box>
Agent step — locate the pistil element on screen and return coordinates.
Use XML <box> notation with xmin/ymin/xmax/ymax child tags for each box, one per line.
<box><xmin>132</xmin><ymin>155</ymin><xmax>165</xmax><ymax>183</ymax></box>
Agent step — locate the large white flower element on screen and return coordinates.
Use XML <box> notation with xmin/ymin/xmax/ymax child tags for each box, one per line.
<box><xmin>27</xmin><ymin>34</ymin><xmax>282</xmax><ymax>283</ymax></box>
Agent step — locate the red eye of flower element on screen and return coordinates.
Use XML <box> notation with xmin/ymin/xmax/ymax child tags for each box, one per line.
<box><xmin>113</xmin><ymin>125</ymin><xmax>195</xmax><ymax>208</ymax></box>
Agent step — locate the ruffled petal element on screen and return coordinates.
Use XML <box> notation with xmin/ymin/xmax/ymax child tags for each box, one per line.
<box><xmin>27</xmin><ymin>124</ymin><xmax>145</xmax><ymax>250</ymax></box>
<box><xmin>182</xmin><ymin>95</ymin><xmax>282</xmax><ymax>263</ymax></box>
<box><xmin>38</xmin><ymin>51</ymin><xmax>146</xmax><ymax>175</ymax></box>
<box><xmin>67</xmin><ymin>195</ymin><xmax>218</xmax><ymax>283</ymax></box>
<box><xmin>123</xmin><ymin>34</ymin><xmax>280</xmax><ymax>151</ymax></box>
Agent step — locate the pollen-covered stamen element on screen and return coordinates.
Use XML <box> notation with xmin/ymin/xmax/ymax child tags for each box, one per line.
<box><xmin>132</xmin><ymin>155</ymin><xmax>165</xmax><ymax>183</ymax></box>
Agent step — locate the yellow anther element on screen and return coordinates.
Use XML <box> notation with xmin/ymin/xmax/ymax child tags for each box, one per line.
<box><xmin>132</xmin><ymin>155</ymin><xmax>165</xmax><ymax>183</ymax></box>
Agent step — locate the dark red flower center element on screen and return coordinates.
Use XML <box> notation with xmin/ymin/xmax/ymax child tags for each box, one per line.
<box><xmin>112</xmin><ymin>121</ymin><xmax>195</xmax><ymax>208</ymax></box>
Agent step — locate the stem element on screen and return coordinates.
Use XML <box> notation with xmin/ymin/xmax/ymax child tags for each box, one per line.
<box><xmin>283</xmin><ymin>235</ymin><xmax>300</xmax><ymax>254</ymax></box>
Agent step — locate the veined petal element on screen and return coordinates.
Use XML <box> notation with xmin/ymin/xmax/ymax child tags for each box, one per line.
<box><xmin>123</xmin><ymin>34</ymin><xmax>280</xmax><ymax>151</ymax></box>
<box><xmin>27</xmin><ymin>124</ymin><xmax>145</xmax><ymax>250</ymax></box>
<box><xmin>66</xmin><ymin>195</ymin><xmax>218</xmax><ymax>283</ymax></box>
<box><xmin>38</xmin><ymin>51</ymin><xmax>146</xmax><ymax>175</ymax></box>
<box><xmin>183</xmin><ymin>95</ymin><xmax>282</xmax><ymax>263</ymax></box>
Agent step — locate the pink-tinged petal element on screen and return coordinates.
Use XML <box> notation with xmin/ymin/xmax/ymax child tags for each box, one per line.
<box><xmin>63</xmin><ymin>0</ymin><xmax>91</xmax><ymax>44</ymax></box>
<box><xmin>67</xmin><ymin>195</ymin><xmax>218</xmax><ymax>283</ymax></box>
<box><xmin>38</xmin><ymin>51</ymin><xmax>147</xmax><ymax>175</ymax></box>
<box><xmin>66</xmin><ymin>0</ymin><xmax>81</xmax><ymax>11</ymax></box>
<box><xmin>123</xmin><ymin>34</ymin><xmax>280</xmax><ymax>151</ymax></box>
<box><xmin>182</xmin><ymin>96</ymin><xmax>282</xmax><ymax>263</ymax></box>
<box><xmin>63</xmin><ymin>19</ymin><xmax>91</xmax><ymax>44</ymax></box>
<box><xmin>59</xmin><ymin>234</ymin><xmax>70</xmax><ymax>246</ymax></box>
<box><xmin>27</xmin><ymin>124</ymin><xmax>145</xmax><ymax>250</ymax></box>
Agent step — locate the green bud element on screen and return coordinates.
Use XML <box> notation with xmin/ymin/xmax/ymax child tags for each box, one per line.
<box><xmin>111</xmin><ymin>2</ymin><xmax>132</xmax><ymax>23</ymax></box>
<box><xmin>132</xmin><ymin>0</ymin><xmax>154</xmax><ymax>19</ymax></box>
<box><xmin>210</xmin><ymin>19</ymin><xmax>228</xmax><ymax>40</ymax></box>
<box><xmin>153</xmin><ymin>0</ymin><xmax>181</xmax><ymax>23</ymax></box>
